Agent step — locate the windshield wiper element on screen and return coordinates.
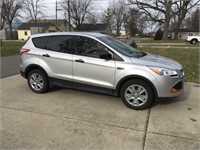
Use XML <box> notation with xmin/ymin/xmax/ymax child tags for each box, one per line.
<box><xmin>141</xmin><ymin>52</ymin><xmax>147</xmax><ymax>56</ymax></box>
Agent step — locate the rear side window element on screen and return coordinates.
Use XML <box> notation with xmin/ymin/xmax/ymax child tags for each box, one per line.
<box><xmin>47</xmin><ymin>36</ymin><xmax>73</xmax><ymax>54</ymax></box>
<box><xmin>32</xmin><ymin>36</ymin><xmax>49</xmax><ymax>49</ymax></box>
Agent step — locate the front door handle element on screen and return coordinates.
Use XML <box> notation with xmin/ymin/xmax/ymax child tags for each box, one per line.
<box><xmin>42</xmin><ymin>54</ymin><xmax>50</xmax><ymax>57</ymax></box>
<box><xmin>75</xmin><ymin>59</ymin><xmax>84</xmax><ymax>63</ymax></box>
<box><xmin>117</xmin><ymin>67</ymin><xmax>124</xmax><ymax>70</ymax></box>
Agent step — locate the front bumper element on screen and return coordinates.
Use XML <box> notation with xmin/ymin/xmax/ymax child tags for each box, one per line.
<box><xmin>154</xmin><ymin>74</ymin><xmax>184</xmax><ymax>98</ymax></box>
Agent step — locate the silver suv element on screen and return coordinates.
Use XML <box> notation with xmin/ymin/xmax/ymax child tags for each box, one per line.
<box><xmin>20</xmin><ymin>32</ymin><xmax>184</xmax><ymax>110</ymax></box>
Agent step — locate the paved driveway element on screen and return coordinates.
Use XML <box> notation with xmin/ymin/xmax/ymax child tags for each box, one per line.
<box><xmin>0</xmin><ymin>75</ymin><xmax>199</xmax><ymax>149</ymax></box>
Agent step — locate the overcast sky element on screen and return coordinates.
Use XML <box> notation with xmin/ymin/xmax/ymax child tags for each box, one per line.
<box><xmin>39</xmin><ymin>0</ymin><xmax>110</xmax><ymax>20</ymax></box>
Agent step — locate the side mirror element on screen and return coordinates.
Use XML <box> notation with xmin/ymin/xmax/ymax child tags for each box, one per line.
<box><xmin>99</xmin><ymin>53</ymin><xmax>112</xmax><ymax>60</ymax></box>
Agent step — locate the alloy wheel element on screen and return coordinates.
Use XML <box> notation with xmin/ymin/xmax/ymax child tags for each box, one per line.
<box><xmin>29</xmin><ymin>73</ymin><xmax>44</xmax><ymax>91</ymax></box>
<box><xmin>125</xmin><ymin>84</ymin><xmax>148</xmax><ymax>107</ymax></box>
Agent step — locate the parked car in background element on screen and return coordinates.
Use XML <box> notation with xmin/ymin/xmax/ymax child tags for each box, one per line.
<box><xmin>186</xmin><ymin>35</ymin><xmax>200</xmax><ymax>44</ymax></box>
<box><xmin>20</xmin><ymin>32</ymin><xmax>184</xmax><ymax>110</ymax></box>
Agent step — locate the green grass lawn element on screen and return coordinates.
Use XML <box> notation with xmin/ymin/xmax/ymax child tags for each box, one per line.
<box><xmin>138</xmin><ymin>38</ymin><xmax>186</xmax><ymax>43</ymax></box>
<box><xmin>139</xmin><ymin>47</ymin><xmax>199</xmax><ymax>83</ymax></box>
<box><xmin>1</xmin><ymin>40</ymin><xmax>25</xmax><ymax>57</ymax></box>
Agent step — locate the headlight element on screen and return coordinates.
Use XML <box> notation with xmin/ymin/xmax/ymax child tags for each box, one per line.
<box><xmin>149</xmin><ymin>67</ymin><xmax>178</xmax><ymax>76</ymax></box>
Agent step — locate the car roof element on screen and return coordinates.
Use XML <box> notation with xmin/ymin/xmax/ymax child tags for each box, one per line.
<box><xmin>30</xmin><ymin>32</ymin><xmax>108</xmax><ymax>38</ymax></box>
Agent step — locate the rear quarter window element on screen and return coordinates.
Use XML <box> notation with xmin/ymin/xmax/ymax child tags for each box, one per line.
<box><xmin>32</xmin><ymin>36</ymin><xmax>49</xmax><ymax>49</ymax></box>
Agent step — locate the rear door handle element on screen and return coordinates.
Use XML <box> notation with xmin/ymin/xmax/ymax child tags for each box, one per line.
<box><xmin>42</xmin><ymin>54</ymin><xmax>50</xmax><ymax>57</ymax></box>
<box><xmin>75</xmin><ymin>59</ymin><xmax>84</xmax><ymax>63</ymax></box>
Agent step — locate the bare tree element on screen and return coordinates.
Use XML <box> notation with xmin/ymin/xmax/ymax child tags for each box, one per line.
<box><xmin>62</xmin><ymin>0</ymin><xmax>93</xmax><ymax>31</ymax></box>
<box><xmin>128</xmin><ymin>0</ymin><xmax>173</xmax><ymax>40</ymax></box>
<box><xmin>128</xmin><ymin>0</ymin><xmax>200</xmax><ymax>40</ymax></box>
<box><xmin>191</xmin><ymin>8</ymin><xmax>199</xmax><ymax>29</ymax></box>
<box><xmin>171</xmin><ymin>0</ymin><xmax>200</xmax><ymax>39</ymax></box>
<box><xmin>1</xmin><ymin>0</ymin><xmax>23</xmax><ymax>31</ymax></box>
<box><xmin>23</xmin><ymin>0</ymin><xmax>46</xmax><ymax>22</ymax></box>
<box><xmin>126</xmin><ymin>8</ymin><xmax>149</xmax><ymax>36</ymax></box>
<box><xmin>101</xmin><ymin>8</ymin><xmax>114</xmax><ymax>32</ymax></box>
<box><xmin>111</xmin><ymin>0</ymin><xmax>126</xmax><ymax>36</ymax></box>
<box><xmin>181</xmin><ymin>8</ymin><xmax>200</xmax><ymax>29</ymax></box>
<box><xmin>0</xmin><ymin>1</ymin><xmax>5</xmax><ymax>30</ymax></box>
<box><xmin>137</xmin><ymin>15</ymin><xmax>148</xmax><ymax>36</ymax></box>
<box><xmin>86</xmin><ymin>12</ymin><xmax>99</xmax><ymax>24</ymax></box>
<box><xmin>122</xmin><ymin>4</ymin><xmax>130</xmax><ymax>36</ymax></box>
<box><xmin>127</xmin><ymin>8</ymin><xmax>140</xmax><ymax>36</ymax></box>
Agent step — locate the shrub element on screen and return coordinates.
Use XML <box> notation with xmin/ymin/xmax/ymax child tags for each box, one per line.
<box><xmin>154</xmin><ymin>28</ymin><xmax>163</xmax><ymax>40</ymax></box>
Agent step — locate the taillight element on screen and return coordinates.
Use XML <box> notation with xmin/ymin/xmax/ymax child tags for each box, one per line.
<box><xmin>20</xmin><ymin>49</ymin><xmax>30</xmax><ymax>55</ymax></box>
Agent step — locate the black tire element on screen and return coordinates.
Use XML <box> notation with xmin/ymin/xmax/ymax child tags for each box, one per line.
<box><xmin>190</xmin><ymin>39</ymin><xmax>198</xmax><ymax>44</ymax></box>
<box><xmin>120</xmin><ymin>79</ymin><xmax>154</xmax><ymax>110</ymax></box>
<box><xmin>27</xmin><ymin>69</ymin><xmax>49</xmax><ymax>93</ymax></box>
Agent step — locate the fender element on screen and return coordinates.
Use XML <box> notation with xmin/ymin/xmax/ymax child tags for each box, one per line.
<box><xmin>114</xmin><ymin>75</ymin><xmax>158</xmax><ymax>98</ymax></box>
<box><xmin>24</xmin><ymin>64</ymin><xmax>49</xmax><ymax>79</ymax></box>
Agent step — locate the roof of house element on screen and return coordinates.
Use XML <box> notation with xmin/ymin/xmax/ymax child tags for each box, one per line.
<box><xmin>179</xmin><ymin>28</ymin><xmax>199</xmax><ymax>32</ymax></box>
<box><xmin>76</xmin><ymin>24</ymin><xmax>108</xmax><ymax>31</ymax></box>
<box><xmin>17</xmin><ymin>23</ymin><xmax>54</xmax><ymax>30</ymax></box>
<box><xmin>28</xmin><ymin>19</ymin><xmax>69</xmax><ymax>26</ymax></box>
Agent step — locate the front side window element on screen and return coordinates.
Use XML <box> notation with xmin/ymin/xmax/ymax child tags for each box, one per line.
<box><xmin>47</xmin><ymin>36</ymin><xmax>73</xmax><ymax>53</ymax></box>
<box><xmin>74</xmin><ymin>36</ymin><xmax>109</xmax><ymax>58</ymax></box>
<box><xmin>98</xmin><ymin>35</ymin><xmax>145</xmax><ymax>58</ymax></box>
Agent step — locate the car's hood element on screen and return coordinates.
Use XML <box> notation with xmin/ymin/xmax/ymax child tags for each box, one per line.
<box><xmin>130</xmin><ymin>53</ymin><xmax>183</xmax><ymax>70</ymax></box>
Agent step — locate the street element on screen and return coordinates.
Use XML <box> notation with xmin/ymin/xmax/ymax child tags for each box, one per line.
<box><xmin>0</xmin><ymin>55</ymin><xmax>20</xmax><ymax>78</ymax></box>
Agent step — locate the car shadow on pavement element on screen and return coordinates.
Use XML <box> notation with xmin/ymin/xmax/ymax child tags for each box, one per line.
<box><xmin>48</xmin><ymin>86</ymin><xmax>67</xmax><ymax>92</ymax></box>
<box><xmin>47</xmin><ymin>83</ymin><xmax>193</xmax><ymax>110</ymax></box>
<box><xmin>48</xmin><ymin>86</ymin><xmax>118</xmax><ymax>97</ymax></box>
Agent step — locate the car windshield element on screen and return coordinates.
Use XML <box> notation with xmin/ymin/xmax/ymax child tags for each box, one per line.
<box><xmin>98</xmin><ymin>35</ymin><xmax>146</xmax><ymax>58</ymax></box>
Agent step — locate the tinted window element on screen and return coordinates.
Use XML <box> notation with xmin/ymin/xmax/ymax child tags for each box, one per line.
<box><xmin>32</xmin><ymin>36</ymin><xmax>49</xmax><ymax>49</ymax></box>
<box><xmin>98</xmin><ymin>35</ymin><xmax>142</xmax><ymax>57</ymax></box>
<box><xmin>47</xmin><ymin>36</ymin><xmax>73</xmax><ymax>53</ymax></box>
<box><xmin>75</xmin><ymin>36</ymin><xmax>109</xmax><ymax>58</ymax></box>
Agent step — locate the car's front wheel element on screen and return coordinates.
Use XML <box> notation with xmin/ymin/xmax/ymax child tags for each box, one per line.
<box><xmin>120</xmin><ymin>79</ymin><xmax>154</xmax><ymax>110</ymax></box>
<box><xmin>27</xmin><ymin>69</ymin><xmax>49</xmax><ymax>93</ymax></box>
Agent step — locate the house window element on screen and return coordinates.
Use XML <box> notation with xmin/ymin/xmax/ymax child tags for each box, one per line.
<box><xmin>24</xmin><ymin>31</ymin><xmax>27</xmax><ymax>36</ymax></box>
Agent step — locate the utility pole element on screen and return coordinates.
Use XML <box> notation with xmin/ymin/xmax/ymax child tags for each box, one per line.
<box><xmin>55</xmin><ymin>1</ymin><xmax>61</xmax><ymax>31</ymax></box>
<box><xmin>68</xmin><ymin>0</ymin><xmax>71</xmax><ymax>31</ymax></box>
<box><xmin>56</xmin><ymin>1</ymin><xmax>58</xmax><ymax>29</ymax></box>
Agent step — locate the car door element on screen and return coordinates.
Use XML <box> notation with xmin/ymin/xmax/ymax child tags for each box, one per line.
<box><xmin>73</xmin><ymin>36</ymin><xmax>116</xmax><ymax>90</ymax></box>
<box><xmin>38</xmin><ymin>35</ymin><xmax>73</xmax><ymax>83</ymax></box>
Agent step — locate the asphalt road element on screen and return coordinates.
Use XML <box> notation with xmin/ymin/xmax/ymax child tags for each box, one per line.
<box><xmin>0</xmin><ymin>55</ymin><xmax>20</xmax><ymax>78</ymax></box>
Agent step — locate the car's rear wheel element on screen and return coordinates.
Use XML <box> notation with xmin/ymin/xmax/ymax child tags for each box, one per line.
<box><xmin>27</xmin><ymin>69</ymin><xmax>49</xmax><ymax>93</ymax></box>
<box><xmin>120</xmin><ymin>79</ymin><xmax>154</xmax><ymax>110</ymax></box>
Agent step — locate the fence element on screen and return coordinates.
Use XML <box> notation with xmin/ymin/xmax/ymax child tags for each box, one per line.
<box><xmin>0</xmin><ymin>31</ymin><xmax>18</xmax><ymax>40</ymax></box>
